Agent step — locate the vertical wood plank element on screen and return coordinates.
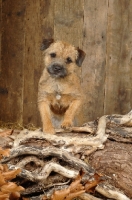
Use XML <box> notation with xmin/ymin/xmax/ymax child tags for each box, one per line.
<box><xmin>40</xmin><ymin>0</ymin><xmax>55</xmax><ymax>40</ymax></box>
<box><xmin>104</xmin><ymin>0</ymin><xmax>132</xmax><ymax>115</ymax></box>
<box><xmin>0</xmin><ymin>0</ymin><xmax>1</xmax><ymax>73</ymax></box>
<box><xmin>23</xmin><ymin>0</ymin><xmax>42</xmax><ymax>126</ymax></box>
<box><xmin>129</xmin><ymin>1</ymin><xmax>132</xmax><ymax>109</ymax></box>
<box><xmin>0</xmin><ymin>0</ymin><xmax>25</xmax><ymax>123</ymax></box>
<box><xmin>54</xmin><ymin>0</ymin><xmax>84</xmax><ymax>47</ymax></box>
<box><xmin>23</xmin><ymin>0</ymin><xmax>55</xmax><ymax>126</ymax></box>
<box><xmin>82</xmin><ymin>0</ymin><xmax>108</xmax><ymax>122</ymax></box>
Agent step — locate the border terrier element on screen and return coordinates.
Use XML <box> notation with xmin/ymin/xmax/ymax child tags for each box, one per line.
<box><xmin>38</xmin><ymin>39</ymin><xmax>86</xmax><ymax>134</ymax></box>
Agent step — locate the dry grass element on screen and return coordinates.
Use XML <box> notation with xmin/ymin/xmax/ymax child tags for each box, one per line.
<box><xmin>0</xmin><ymin>121</ymin><xmax>39</xmax><ymax>131</ymax></box>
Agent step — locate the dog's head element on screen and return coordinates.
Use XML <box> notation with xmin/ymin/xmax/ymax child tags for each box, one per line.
<box><xmin>40</xmin><ymin>39</ymin><xmax>86</xmax><ymax>78</ymax></box>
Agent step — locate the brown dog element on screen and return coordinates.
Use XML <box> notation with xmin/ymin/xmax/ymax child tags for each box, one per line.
<box><xmin>38</xmin><ymin>39</ymin><xmax>86</xmax><ymax>134</ymax></box>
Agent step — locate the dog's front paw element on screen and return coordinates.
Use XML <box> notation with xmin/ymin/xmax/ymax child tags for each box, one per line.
<box><xmin>61</xmin><ymin>120</ymin><xmax>72</xmax><ymax>130</ymax></box>
<box><xmin>43</xmin><ymin>126</ymin><xmax>55</xmax><ymax>134</ymax></box>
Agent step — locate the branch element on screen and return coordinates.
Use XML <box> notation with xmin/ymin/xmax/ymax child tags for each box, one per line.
<box><xmin>13</xmin><ymin>116</ymin><xmax>108</xmax><ymax>150</ymax></box>
<box><xmin>16</xmin><ymin>156</ymin><xmax>44</xmax><ymax>168</ymax></box>
<box><xmin>108</xmin><ymin>110</ymin><xmax>132</xmax><ymax>126</ymax></box>
<box><xmin>2</xmin><ymin>145</ymin><xmax>94</xmax><ymax>175</ymax></box>
<box><xmin>79</xmin><ymin>193</ymin><xmax>102</xmax><ymax>200</ymax></box>
<box><xmin>40</xmin><ymin>162</ymin><xmax>78</xmax><ymax>179</ymax></box>
<box><xmin>95</xmin><ymin>183</ymin><xmax>130</xmax><ymax>200</ymax></box>
<box><xmin>7</xmin><ymin>163</ymin><xmax>78</xmax><ymax>181</ymax></box>
<box><xmin>55</xmin><ymin>126</ymin><xmax>94</xmax><ymax>133</ymax></box>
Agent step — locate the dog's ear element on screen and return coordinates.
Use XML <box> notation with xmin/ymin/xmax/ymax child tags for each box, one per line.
<box><xmin>76</xmin><ymin>48</ymin><xmax>86</xmax><ymax>67</ymax></box>
<box><xmin>40</xmin><ymin>39</ymin><xmax>54</xmax><ymax>51</ymax></box>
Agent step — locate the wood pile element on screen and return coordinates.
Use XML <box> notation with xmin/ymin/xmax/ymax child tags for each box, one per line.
<box><xmin>0</xmin><ymin>111</ymin><xmax>132</xmax><ymax>199</ymax></box>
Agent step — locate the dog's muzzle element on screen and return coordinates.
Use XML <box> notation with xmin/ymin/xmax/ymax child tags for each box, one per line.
<box><xmin>47</xmin><ymin>63</ymin><xmax>67</xmax><ymax>78</ymax></box>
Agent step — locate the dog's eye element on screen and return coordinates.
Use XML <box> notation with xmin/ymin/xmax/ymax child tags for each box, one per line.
<box><xmin>50</xmin><ymin>53</ymin><xmax>56</xmax><ymax>58</ymax></box>
<box><xmin>66</xmin><ymin>57</ymin><xmax>72</xmax><ymax>64</ymax></box>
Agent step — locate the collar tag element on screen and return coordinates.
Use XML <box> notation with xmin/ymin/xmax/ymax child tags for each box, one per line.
<box><xmin>56</xmin><ymin>94</ymin><xmax>61</xmax><ymax>100</ymax></box>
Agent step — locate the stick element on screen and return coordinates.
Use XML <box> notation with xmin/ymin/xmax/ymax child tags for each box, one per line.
<box><xmin>95</xmin><ymin>183</ymin><xmax>130</xmax><ymax>200</ymax></box>
<box><xmin>79</xmin><ymin>193</ymin><xmax>102</xmax><ymax>200</ymax></box>
<box><xmin>8</xmin><ymin>163</ymin><xmax>78</xmax><ymax>181</ymax></box>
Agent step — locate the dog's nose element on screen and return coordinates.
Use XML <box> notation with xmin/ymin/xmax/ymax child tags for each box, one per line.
<box><xmin>53</xmin><ymin>64</ymin><xmax>63</xmax><ymax>71</ymax></box>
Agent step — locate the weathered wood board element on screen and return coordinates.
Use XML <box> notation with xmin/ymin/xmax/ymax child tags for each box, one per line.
<box><xmin>82</xmin><ymin>0</ymin><xmax>108</xmax><ymax>121</ymax></box>
<box><xmin>0</xmin><ymin>0</ymin><xmax>132</xmax><ymax>127</ymax></box>
<box><xmin>0</xmin><ymin>0</ymin><xmax>1</xmax><ymax>73</ymax></box>
<box><xmin>0</xmin><ymin>0</ymin><xmax>25</xmax><ymax>123</ymax></box>
<box><xmin>104</xmin><ymin>0</ymin><xmax>132</xmax><ymax>115</ymax></box>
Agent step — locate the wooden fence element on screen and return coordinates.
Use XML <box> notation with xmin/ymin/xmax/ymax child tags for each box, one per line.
<box><xmin>0</xmin><ymin>0</ymin><xmax>132</xmax><ymax>127</ymax></box>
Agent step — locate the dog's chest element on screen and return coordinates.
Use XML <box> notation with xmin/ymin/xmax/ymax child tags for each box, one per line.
<box><xmin>54</xmin><ymin>83</ymin><xmax>63</xmax><ymax>100</ymax></box>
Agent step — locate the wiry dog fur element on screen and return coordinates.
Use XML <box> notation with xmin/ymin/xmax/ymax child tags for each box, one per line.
<box><xmin>38</xmin><ymin>39</ymin><xmax>86</xmax><ymax>134</ymax></box>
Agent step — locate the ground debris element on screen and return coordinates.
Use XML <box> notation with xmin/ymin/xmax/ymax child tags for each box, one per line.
<box><xmin>0</xmin><ymin>111</ymin><xmax>132</xmax><ymax>199</ymax></box>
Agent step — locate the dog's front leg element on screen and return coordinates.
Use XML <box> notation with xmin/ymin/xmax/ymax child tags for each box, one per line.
<box><xmin>38</xmin><ymin>101</ymin><xmax>55</xmax><ymax>134</ymax></box>
<box><xmin>61</xmin><ymin>99</ymin><xmax>81</xmax><ymax>129</ymax></box>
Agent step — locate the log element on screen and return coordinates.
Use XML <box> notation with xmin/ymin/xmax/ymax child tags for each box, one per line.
<box><xmin>89</xmin><ymin>140</ymin><xmax>132</xmax><ymax>198</ymax></box>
